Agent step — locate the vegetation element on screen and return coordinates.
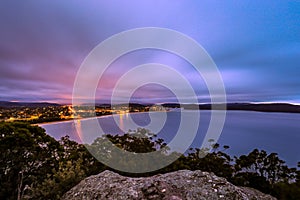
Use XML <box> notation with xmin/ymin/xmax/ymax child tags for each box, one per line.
<box><xmin>0</xmin><ymin>122</ymin><xmax>105</xmax><ymax>200</ymax></box>
<box><xmin>0</xmin><ymin>122</ymin><xmax>299</xmax><ymax>199</ymax></box>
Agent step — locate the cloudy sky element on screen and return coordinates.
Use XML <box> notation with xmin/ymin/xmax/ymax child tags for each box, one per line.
<box><xmin>0</xmin><ymin>0</ymin><xmax>299</xmax><ymax>104</ymax></box>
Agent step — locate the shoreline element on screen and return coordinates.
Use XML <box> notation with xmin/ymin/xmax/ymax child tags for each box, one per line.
<box><xmin>35</xmin><ymin>110</ymin><xmax>170</xmax><ymax>126</ymax></box>
<box><xmin>31</xmin><ymin>109</ymin><xmax>300</xmax><ymax>126</ymax></box>
<box><xmin>33</xmin><ymin>108</ymin><xmax>300</xmax><ymax>127</ymax></box>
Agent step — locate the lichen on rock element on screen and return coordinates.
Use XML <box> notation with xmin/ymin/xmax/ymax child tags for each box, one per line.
<box><xmin>62</xmin><ymin>170</ymin><xmax>276</xmax><ymax>200</ymax></box>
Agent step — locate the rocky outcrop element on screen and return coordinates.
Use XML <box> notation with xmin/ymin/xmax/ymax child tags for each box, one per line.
<box><xmin>62</xmin><ymin>170</ymin><xmax>276</xmax><ymax>200</ymax></box>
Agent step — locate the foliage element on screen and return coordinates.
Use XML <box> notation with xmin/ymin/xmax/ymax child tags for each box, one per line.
<box><xmin>0</xmin><ymin>122</ymin><xmax>104</xmax><ymax>200</ymax></box>
<box><xmin>0</xmin><ymin>122</ymin><xmax>299</xmax><ymax>199</ymax></box>
<box><xmin>231</xmin><ymin>149</ymin><xmax>297</xmax><ymax>194</ymax></box>
<box><xmin>0</xmin><ymin>122</ymin><xmax>61</xmax><ymax>200</ymax></box>
<box><xmin>30</xmin><ymin>159</ymin><xmax>86</xmax><ymax>199</ymax></box>
<box><xmin>184</xmin><ymin>144</ymin><xmax>234</xmax><ymax>180</ymax></box>
<box><xmin>86</xmin><ymin>128</ymin><xmax>173</xmax><ymax>177</ymax></box>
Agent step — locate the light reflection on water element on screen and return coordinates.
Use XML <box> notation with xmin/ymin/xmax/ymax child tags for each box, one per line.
<box><xmin>41</xmin><ymin>111</ymin><xmax>300</xmax><ymax>167</ymax></box>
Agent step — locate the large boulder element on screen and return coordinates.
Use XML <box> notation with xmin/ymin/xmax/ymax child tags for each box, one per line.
<box><xmin>62</xmin><ymin>170</ymin><xmax>276</xmax><ymax>200</ymax></box>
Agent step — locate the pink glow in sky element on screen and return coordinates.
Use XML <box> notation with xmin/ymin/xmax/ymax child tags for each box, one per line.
<box><xmin>0</xmin><ymin>1</ymin><xmax>299</xmax><ymax>104</ymax></box>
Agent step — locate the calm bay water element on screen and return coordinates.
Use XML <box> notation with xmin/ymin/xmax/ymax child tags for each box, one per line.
<box><xmin>40</xmin><ymin>111</ymin><xmax>300</xmax><ymax>167</ymax></box>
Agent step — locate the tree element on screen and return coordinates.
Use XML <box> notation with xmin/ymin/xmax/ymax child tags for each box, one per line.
<box><xmin>30</xmin><ymin>135</ymin><xmax>106</xmax><ymax>199</ymax></box>
<box><xmin>0</xmin><ymin>122</ymin><xmax>61</xmax><ymax>200</ymax></box>
<box><xmin>296</xmin><ymin>162</ymin><xmax>300</xmax><ymax>185</ymax></box>
<box><xmin>1</xmin><ymin>122</ymin><xmax>299</xmax><ymax>199</ymax></box>
<box><xmin>232</xmin><ymin>149</ymin><xmax>296</xmax><ymax>194</ymax></box>
<box><xmin>31</xmin><ymin>159</ymin><xmax>86</xmax><ymax>199</ymax></box>
<box><xmin>186</xmin><ymin>144</ymin><xmax>234</xmax><ymax>180</ymax></box>
<box><xmin>86</xmin><ymin>128</ymin><xmax>172</xmax><ymax>177</ymax></box>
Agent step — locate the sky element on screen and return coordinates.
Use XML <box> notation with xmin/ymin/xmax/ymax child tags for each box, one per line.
<box><xmin>0</xmin><ymin>0</ymin><xmax>299</xmax><ymax>104</ymax></box>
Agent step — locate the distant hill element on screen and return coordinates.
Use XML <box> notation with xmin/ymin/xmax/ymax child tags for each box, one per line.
<box><xmin>1</xmin><ymin>101</ymin><xmax>299</xmax><ymax>113</ymax></box>
<box><xmin>181</xmin><ymin>103</ymin><xmax>300</xmax><ymax>113</ymax></box>
<box><xmin>95</xmin><ymin>102</ymin><xmax>300</xmax><ymax>113</ymax></box>
<box><xmin>0</xmin><ymin>101</ymin><xmax>60</xmax><ymax>108</ymax></box>
<box><xmin>161</xmin><ymin>103</ymin><xmax>181</xmax><ymax>108</ymax></box>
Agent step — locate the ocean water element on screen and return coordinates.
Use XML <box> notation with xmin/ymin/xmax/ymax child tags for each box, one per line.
<box><xmin>40</xmin><ymin>110</ymin><xmax>300</xmax><ymax>167</ymax></box>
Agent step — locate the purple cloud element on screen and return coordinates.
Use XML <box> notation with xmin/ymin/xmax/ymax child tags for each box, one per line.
<box><xmin>0</xmin><ymin>1</ymin><xmax>299</xmax><ymax>103</ymax></box>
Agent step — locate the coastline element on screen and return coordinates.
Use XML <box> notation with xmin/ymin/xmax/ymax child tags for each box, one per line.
<box><xmin>34</xmin><ymin>108</ymin><xmax>300</xmax><ymax>127</ymax></box>
<box><xmin>35</xmin><ymin>110</ymin><xmax>170</xmax><ymax>126</ymax></box>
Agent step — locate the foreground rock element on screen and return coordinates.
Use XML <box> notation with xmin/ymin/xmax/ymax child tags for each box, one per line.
<box><xmin>62</xmin><ymin>170</ymin><xmax>276</xmax><ymax>200</ymax></box>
